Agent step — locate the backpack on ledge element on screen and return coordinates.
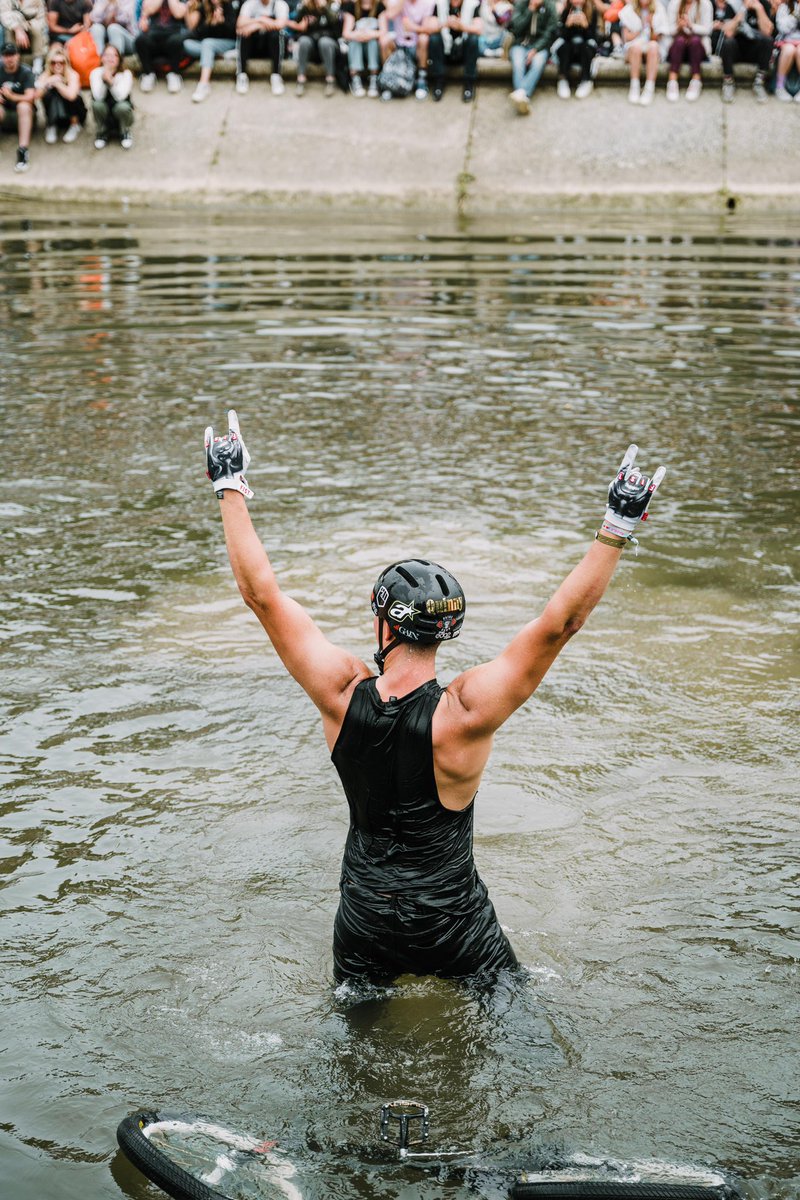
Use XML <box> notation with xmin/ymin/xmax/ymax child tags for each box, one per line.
<box><xmin>378</xmin><ymin>47</ymin><xmax>416</xmax><ymax>97</ymax></box>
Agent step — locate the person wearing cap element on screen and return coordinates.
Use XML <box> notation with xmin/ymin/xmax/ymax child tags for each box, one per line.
<box><xmin>0</xmin><ymin>41</ymin><xmax>36</xmax><ymax>172</ymax></box>
<box><xmin>205</xmin><ymin>412</ymin><xmax>666</xmax><ymax>985</ymax></box>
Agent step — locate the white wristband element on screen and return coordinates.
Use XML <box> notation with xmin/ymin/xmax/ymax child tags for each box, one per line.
<box><xmin>213</xmin><ymin>475</ymin><xmax>254</xmax><ymax>500</ymax></box>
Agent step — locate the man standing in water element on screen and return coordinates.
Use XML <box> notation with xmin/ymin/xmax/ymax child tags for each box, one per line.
<box><xmin>205</xmin><ymin>412</ymin><xmax>665</xmax><ymax>984</ymax></box>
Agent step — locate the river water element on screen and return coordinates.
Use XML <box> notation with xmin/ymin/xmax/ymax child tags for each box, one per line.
<box><xmin>1</xmin><ymin>207</ymin><xmax>798</xmax><ymax>1200</ymax></box>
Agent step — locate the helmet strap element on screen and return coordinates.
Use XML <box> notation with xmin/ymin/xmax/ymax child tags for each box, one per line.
<box><xmin>374</xmin><ymin>620</ymin><xmax>402</xmax><ymax>675</ymax></box>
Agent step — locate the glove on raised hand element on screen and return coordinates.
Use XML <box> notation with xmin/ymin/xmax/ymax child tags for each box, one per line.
<box><xmin>601</xmin><ymin>444</ymin><xmax>666</xmax><ymax>545</ymax></box>
<box><xmin>204</xmin><ymin>409</ymin><xmax>254</xmax><ymax>500</ymax></box>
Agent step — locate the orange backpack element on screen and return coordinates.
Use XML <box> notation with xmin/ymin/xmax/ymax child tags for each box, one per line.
<box><xmin>67</xmin><ymin>29</ymin><xmax>101</xmax><ymax>88</ymax></box>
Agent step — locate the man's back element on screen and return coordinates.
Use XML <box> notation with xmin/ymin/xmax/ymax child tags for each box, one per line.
<box><xmin>333</xmin><ymin>677</ymin><xmax>475</xmax><ymax>893</ymax></box>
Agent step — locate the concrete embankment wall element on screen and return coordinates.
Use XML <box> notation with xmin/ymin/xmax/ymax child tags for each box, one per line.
<box><xmin>1</xmin><ymin>61</ymin><xmax>798</xmax><ymax>215</ymax></box>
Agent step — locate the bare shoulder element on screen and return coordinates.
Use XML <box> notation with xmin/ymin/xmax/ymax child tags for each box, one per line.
<box><xmin>431</xmin><ymin>679</ymin><xmax>495</xmax><ymax>810</ymax></box>
<box><xmin>320</xmin><ymin>658</ymin><xmax>373</xmax><ymax>752</ymax></box>
<box><xmin>322</xmin><ymin>655</ymin><xmax>373</xmax><ymax>720</ymax></box>
<box><xmin>433</xmin><ymin>671</ymin><xmax>494</xmax><ymax>741</ymax></box>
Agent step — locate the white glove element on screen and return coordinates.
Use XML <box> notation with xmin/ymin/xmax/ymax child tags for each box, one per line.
<box><xmin>204</xmin><ymin>409</ymin><xmax>254</xmax><ymax>500</ymax></box>
<box><xmin>601</xmin><ymin>443</ymin><xmax>666</xmax><ymax>543</ymax></box>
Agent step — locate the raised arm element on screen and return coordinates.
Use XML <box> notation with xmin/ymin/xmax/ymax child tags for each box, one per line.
<box><xmin>206</xmin><ymin>411</ymin><xmax>370</xmax><ymax>741</ymax></box>
<box><xmin>445</xmin><ymin>444</ymin><xmax>666</xmax><ymax>737</ymax></box>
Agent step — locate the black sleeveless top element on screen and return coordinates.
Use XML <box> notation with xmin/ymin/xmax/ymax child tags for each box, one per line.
<box><xmin>331</xmin><ymin>678</ymin><xmax>476</xmax><ymax>896</ymax></box>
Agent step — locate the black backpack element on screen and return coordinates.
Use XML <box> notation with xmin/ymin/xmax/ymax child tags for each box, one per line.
<box><xmin>377</xmin><ymin>46</ymin><xmax>416</xmax><ymax>96</ymax></box>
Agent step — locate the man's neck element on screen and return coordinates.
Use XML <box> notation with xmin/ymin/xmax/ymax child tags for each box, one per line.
<box><xmin>375</xmin><ymin>648</ymin><xmax>437</xmax><ymax>700</ymax></box>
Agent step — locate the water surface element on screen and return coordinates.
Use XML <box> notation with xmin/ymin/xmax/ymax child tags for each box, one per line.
<box><xmin>1</xmin><ymin>208</ymin><xmax>798</xmax><ymax>1200</ymax></box>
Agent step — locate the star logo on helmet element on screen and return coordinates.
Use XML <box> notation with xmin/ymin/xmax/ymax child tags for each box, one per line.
<box><xmin>388</xmin><ymin>600</ymin><xmax>420</xmax><ymax>623</ymax></box>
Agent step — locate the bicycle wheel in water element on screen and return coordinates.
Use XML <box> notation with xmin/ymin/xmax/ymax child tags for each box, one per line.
<box><xmin>116</xmin><ymin>1109</ymin><xmax>301</xmax><ymax>1200</ymax></box>
<box><xmin>512</xmin><ymin>1181</ymin><xmax>735</xmax><ymax>1199</ymax></box>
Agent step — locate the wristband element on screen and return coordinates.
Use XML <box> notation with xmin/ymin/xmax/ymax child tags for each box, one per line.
<box><xmin>595</xmin><ymin>530</ymin><xmax>627</xmax><ymax>549</ymax></box>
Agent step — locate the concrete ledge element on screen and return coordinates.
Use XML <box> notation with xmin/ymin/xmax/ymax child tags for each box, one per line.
<box><xmin>143</xmin><ymin>47</ymin><xmax>756</xmax><ymax>86</ymax></box>
<box><xmin>0</xmin><ymin>67</ymin><xmax>797</xmax><ymax>215</ymax></box>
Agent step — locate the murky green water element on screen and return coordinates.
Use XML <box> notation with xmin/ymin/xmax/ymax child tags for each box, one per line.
<box><xmin>1</xmin><ymin>207</ymin><xmax>798</xmax><ymax>1200</ymax></box>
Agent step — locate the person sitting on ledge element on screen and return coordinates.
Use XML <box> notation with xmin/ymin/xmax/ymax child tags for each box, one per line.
<box><xmin>665</xmin><ymin>0</ymin><xmax>712</xmax><ymax>99</ymax></box>
<box><xmin>184</xmin><ymin>0</ymin><xmax>240</xmax><ymax>101</ymax></box>
<box><xmin>428</xmin><ymin>0</ymin><xmax>482</xmax><ymax>101</ymax></box>
<box><xmin>555</xmin><ymin>0</ymin><xmax>600</xmax><ymax>98</ymax></box>
<box><xmin>342</xmin><ymin>0</ymin><xmax>384</xmax><ymax>96</ymax></box>
<box><xmin>90</xmin><ymin>0</ymin><xmax>138</xmax><ymax>57</ymax></box>
<box><xmin>0</xmin><ymin>0</ymin><xmax>48</xmax><ymax>74</ymax></box>
<box><xmin>620</xmin><ymin>0</ymin><xmax>669</xmax><ymax>104</ymax></box>
<box><xmin>235</xmin><ymin>0</ymin><xmax>288</xmax><ymax>94</ymax></box>
<box><xmin>90</xmin><ymin>41</ymin><xmax>133</xmax><ymax>145</ymax></box>
<box><xmin>36</xmin><ymin>42</ymin><xmax>87</xmax><ymax>142</ymax></box>
<box><xmin>711</xmin><ymin>0</ymin><xmax>773</xmax><ymax>102</ymax></box>
<box><xmin>135</xmin><ymin>0</ymin><xmax>189</xmax><ymax>93</ymax></box>
<box><xmin>478</xmin><ymin>0</ymin><xmax>512</xmax><ymax>55</ymax></box>
<box><xmin>508</xmin><ymin>0</ymin><xmax>558</xmax><ymax>114</ymax></box>
<box><xmin>293</xmin><ymin>0</ymin><xmax>343</xmax><ymax>96</ymax></box>
<box><xmin>382</xmin><ymin>0</ymin><xmax>436</xmax><ymax>99</ymax></box>
<box><xmin>773</xmin><ymin>0</ymin><xmax>799</xmax><ymax>98</ymax></box>
<box><xmin>0</xmin><ymin>40</ymin><xmax>35</xmax><ymax>172</ymax></box>
<box><xmin>47</xmin><ymin>0</ymin><xmax>91</xmax><ymax>44</ymax></box>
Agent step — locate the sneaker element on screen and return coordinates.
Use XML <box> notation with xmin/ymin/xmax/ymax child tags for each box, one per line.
<box><xmin>324</xmin><ymin>77</ymin><xmax>335</xmax><ymax>96</ymax></box>
<box><xmin>432</xmin><ymin>84</ymin><xmax>443</xmax><ymax>101</ymax></box>
<box><xmin>575</xmin><ymin>79</ymin><xmax>593</xmax><ymax>99</ymax></box>
<box><xmin>666</xmin><ymin>78</ymin><xmax>679</xmax><ymax>101</ymax></box>
<box><xmin>45</xmin><ymin>124</ymin><xmax>58</xmax><ymax>144</ymax></box>
<box><xmin>350</xmin><ymin>75</ymin><xmax>366</xmax><ymax>97</ymax></box>
<box><xmin>367</xmin><ymin>76</ymin><xmax>379</xmax><ymax>97</ymax></box>
<box><xmin>628</xmin><ymin>78</ymin><xmax>640</xmax><ymax>104</ymax></box>
<box><xmin>380</xmin><ymin>88</ymin><xmax>392</xmax><ymax>101</ymax></box>
<box><xmin>795</xmin><ymin>90</ymin><xmax>800</xmax><ymax>103</ymax></box>
<box><xmin>611</xmin><ymin>42</ymin><xmax>625</xmax><ymax>59</ymax></box>
<box><xmin>721</xmin><ymin>77</ymin><xmax>735</xmax><ymax>103</ymax></box>
<box><xmin>270</xmin><ymin>72</ymin><xmax>285</xmax><ymax>95</ymax></box>
<box><xmin>296</xmin><ymin>78</ymin><xmax>305</xmax><ymax>96</ymax></box>
<box><xmin>14</xmin><ymin>146</ymin><xmax>29</xmax><ymax>173</ymax></box>
<box><xmin>62</xmin><ymin>122</ymin><xmax>81</xmax><ymax>143</ymax></box>
<box><xmin>94</xmin><ymin>135</ymin><xmax>107</xmax><ymax>149</ymax></box>
<box><xmin>752</xmin><ymin>75</ymin><xmax>767</xmax><ymax>103</ymax></box>
<box><xmin>462</xmin><ymin>84</ymin><xmax>474</xmax><ymax>102</ymax></box>
<box><xmin>236</xmin><ymin>71</ymin><xmax>249</xmax><ymax>94</ymax></box>
<box><xmin>32</xmin><ymin>55</ymin><xmax>43</xmax><ymax>75</ymax></box>
<box><xmin>192</xmin><ymin>81</ymin><xmax>210</xmax><ymax>103</ymax></box>
<box><xmin>415</xmin><ymin>78</ymin><xmax>428</xmax><ymax>100</ymax></box>
<box><xmin>510</xmin><ymin>87</ymin><xmax>530</xmax><ymax>114</ymax></box>
<box><xmin>685</xmin><ymin>76</ymin><xmax>701</xmax><ymax>101</ymax></box>
<box><xmin>483</xmin><ymin>46</ymin><xmax>503</xmax><ymax>57</ymax></box>
<box><xmin>557</xmin><ymin>77</ymin><xmax>570</xmax><ymax>99</ymax></box>
<box><xmin>166</xmin><ymin>71</ymin><xmax>182</xmax><ymax>93</ymax></box>
<box><xmin>140</xmin><ymin>71</ymin><xmax>156</xmax><ymax>92</ymax></box>
<box><xmin>774</xmin><ymin>85</ymin><xmax>791</xmax><ymax>101</ymax></box>
<box><xmin>121</xmin><ymin>132</ymin><xmax>133</xmax><ymax>149</ymax></box>
<box><xmin>640</xmin><ymin>79</ymin><xmax>655</xmax><ymax>105</ymax></box>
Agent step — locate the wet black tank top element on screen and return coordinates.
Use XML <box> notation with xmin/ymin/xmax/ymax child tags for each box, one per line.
<box><xmin>331</xmin><ymin>677</ymin><xmax>476</xmax><ymax>895</ymax></box>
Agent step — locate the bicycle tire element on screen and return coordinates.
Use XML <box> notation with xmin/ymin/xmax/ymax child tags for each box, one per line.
<box><xmin>512</xmin><ymin>1184</ymin><xmax>729</xmax><ymax>1200</ymax></box>
<box><xmin>117</xmin><ymin>1110</ymin><xmax>229</xmax><ymax>1200</ymax></box>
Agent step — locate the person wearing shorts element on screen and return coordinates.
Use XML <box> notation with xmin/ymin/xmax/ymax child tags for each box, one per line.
<box><xmin>205</xmin><ymin>414</ymin><xmax>666</xmax><ymax>986</ymax></box>
<box><xmin>619</xmin><ymin>0</ymin><xmax>669</xmax><ymax>104</ymax></box>
<box><xmin>0</xmin><ymin>41</ymin><xmax>35</xmax><ymax>171</ymax></box>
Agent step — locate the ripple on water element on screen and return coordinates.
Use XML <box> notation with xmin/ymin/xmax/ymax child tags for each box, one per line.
<box><xmin>0</xmin><ymin>213</ymin><xmax>798</xmax><ymax>1200</ymax></box>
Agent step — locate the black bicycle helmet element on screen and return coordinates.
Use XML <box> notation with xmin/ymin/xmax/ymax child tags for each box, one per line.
<box><xmin>370</xmin><ymin>559</ymin><xmax>466</xmax><ymax>673</ymax></box>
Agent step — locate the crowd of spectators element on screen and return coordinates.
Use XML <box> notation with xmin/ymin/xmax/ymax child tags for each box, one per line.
<box><xmin>1</xmin><ymin>0</ymin><xmax>798</xmax><ymax>171</ymax></box>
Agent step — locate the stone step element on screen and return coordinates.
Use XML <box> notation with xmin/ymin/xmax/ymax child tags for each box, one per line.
<box><xmin>147</xmin><ymin>46</ymin><xmax>756</xmax><ymax>87</ymax></box>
